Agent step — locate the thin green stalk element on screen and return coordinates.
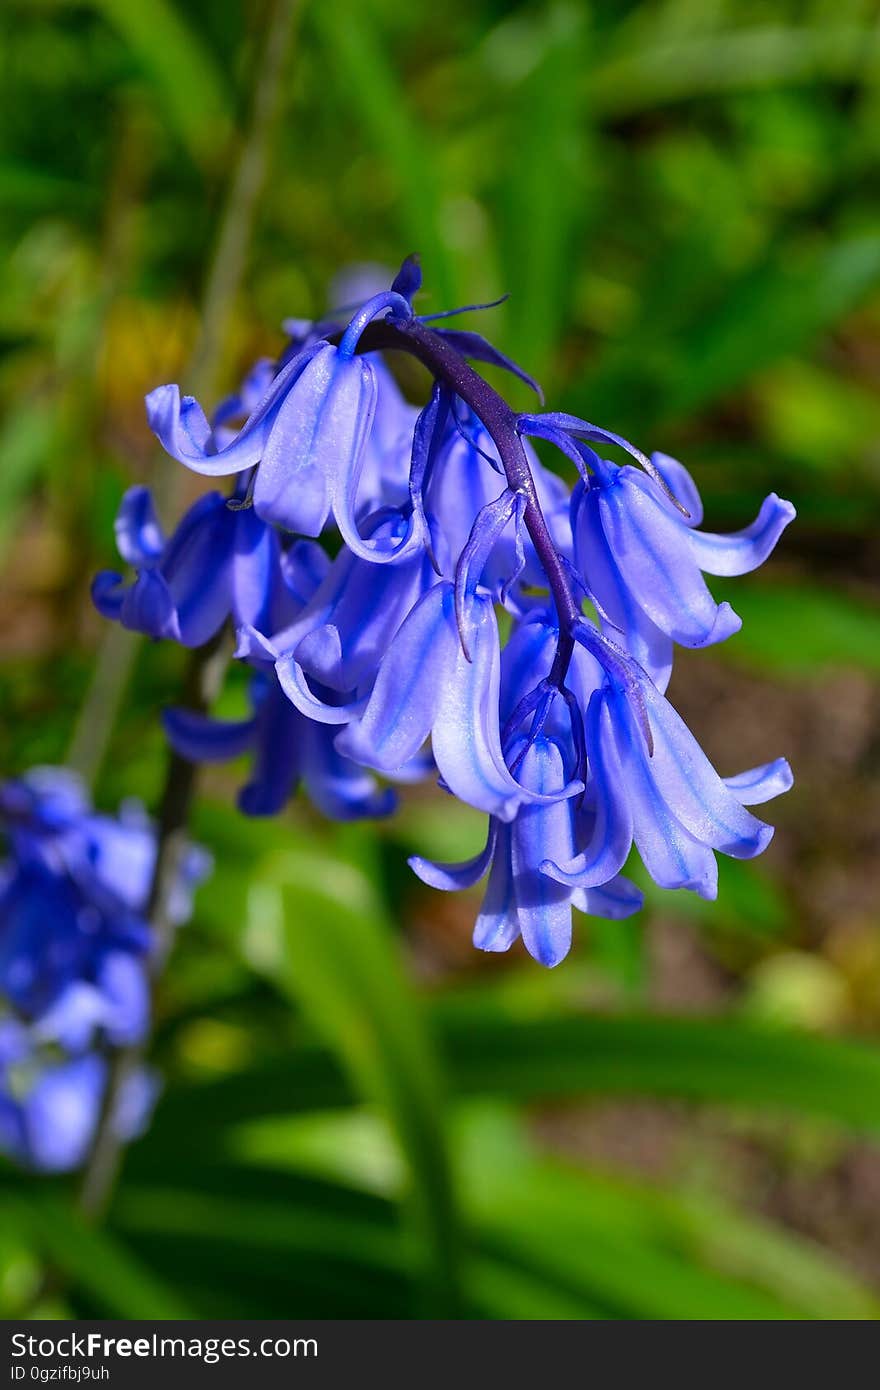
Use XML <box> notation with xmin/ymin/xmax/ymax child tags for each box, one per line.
<box><xmin>78</xmin><ymin>631</ymin><xmax>229</xmax><ymax>1223</ymax></box>
<box><xmin>68</xmin><ymin>0</ymin><xmax>303</xmax><ymax>788</ymax></box>
<box><xmin>74</xmin><ymin>0</ymin><xmax>305</xmax><ymax>1222</ymax></box>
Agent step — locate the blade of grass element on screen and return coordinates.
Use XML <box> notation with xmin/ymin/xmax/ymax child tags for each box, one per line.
<box><xmin>666</xmin><ymin>235</ymin><xmax>880</xmax><ymax>418</ymax></box>
<box><xmin>12</xmin><ymin>1195</ymin><xmax>190</xmax><ymax>1318</ymax></box>
<box><xmin>311</xmin><ymin>0</ymin><xmax>456</xmax><ymax>304</ymax></box>
<box><xmin>145</xmin><ymin>1010</ymin><xmax>880</xmax><ymax>1140</ymax></box>
<box><xmin>592</xmin><ymin>23</ymin><xmax>880</xmax><ymax>117</ymax></box>
<box><xmin>496</xmin><ymin>4</ymin><xmax>589</xmax><ymax>377</ymax></box>
<box><xmin>252</xmin><ymin>844</ymin><xmax>462</xmax><ymax>1314</ymax></box>
<box><xmin>457</xmin><ymin>1109</ymin><xmax>878</xmax><ymax>1320</ymax></box>
<box><xmin>88</xmin><ymin>0</ymin><xmax>233</xmax><ymax>168</ymax></box>
<box><xmin>439</xmin><ymin>1010</ymin><xmax>880</xmax><ymax>1131</ymax></box>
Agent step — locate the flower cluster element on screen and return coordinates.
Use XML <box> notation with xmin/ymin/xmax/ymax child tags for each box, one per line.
<box><xmin>0</xmin><ymin>767</ymin><xmax>208</xmax><ymax>1170</ymax></box>
<box><xmin>95</xmin><ymin>256</ymin><xmax>794</xmax><ymax>967</ymax></box>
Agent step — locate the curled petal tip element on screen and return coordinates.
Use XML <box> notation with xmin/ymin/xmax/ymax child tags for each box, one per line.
<box><xmin>407</xmin><ymin>832</ymin><xmax>495</xmax><ymax>891</ymax></box>
<box><xmin>702</xmin><ymin>601</ymin><xmax>742</xmax><ymax>646</ymax></box>
<box><xmin>538</xmin><ymin>856</ymin><xmax>569</xmax><ymax>884</ymax></box>
<box><xmin>234</xmin><ymin>624</ymin><xmax>278</xmax><ymax>665</ymax></box>
<box><xmin>725</xmin><ymin>758</ymin><xmax>793</xmax><ymax>806</ymax></box>
<box><xmin>144</xmin><ymin>381</ymin><xmax>178</xmax><ymax>421</ymax></box>
<box><xmin>91</xmin><ymin>571</ymin><xmax>125</xmax><ymax>621</ymax></box>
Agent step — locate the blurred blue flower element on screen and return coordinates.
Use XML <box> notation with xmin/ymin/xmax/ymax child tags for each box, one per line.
<box><xmin>0</xmin><ymin>768</ymin><xmax>205</xmax><ymax>1173</ymax></box>
<box><xmin>0</xmin><ymin>1018</ymin><xmax>157</xmax><ymax>1174</ymax></box>
<box><xmin>164</xmin><ymin>671</ymin><xmax>395</xmax><ymax>821</ymax></box>
<box><xmin>0</xmin><ymin>767</ymin><xmax>208</xmax><ymax>1047</ymax></box>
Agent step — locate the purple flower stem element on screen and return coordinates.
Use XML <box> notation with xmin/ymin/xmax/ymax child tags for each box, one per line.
<box><xmin>356</xmin><ymin>317</ymin><xmax>580</xmax><ymax>686</ymax></box>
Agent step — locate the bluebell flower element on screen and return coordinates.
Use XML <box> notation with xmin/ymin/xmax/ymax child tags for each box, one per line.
<box><xmin>0</xmin><ymin>768</ymin><xmax>208</xmax><ymax>1047</ymax></box>
<box><xmin>0</xmin><ymin>861</ymin><xmax>148</xmax><ymax>1049</ymax></box>
<box><xmin>1</xmin><ymin>767</ymin><xmax>207</xmax><ymax>936</ymax></box>
<box><xmin>93</xmin><ymin>355</ymin><xmax>307</xmax><ymax>646</ymax></box>
<box><xmin>409</xmin><ymin>611</ymin><xmax>789</xmax><ymax>963</ymax></box>
<box><xmin>571</xmin><ymin>452</ymin><xmax>795</xmax><ymax>688</ymax></box>
<box><xmin>258</xmin><ymin>510</ymin><xmax>437</xmax><ymax>698</ymax></box>
<box><xmin>0</xmin><ymin>1018</ymin><xmax>157</xmax><ymax>1174</ymax></box>
<box><xmin>160</xmin><ymin>531</ymin><xmax>407</xmax><ymax>819</ymax></box>
<box><xmin>357</xmin><ymin>356</ymin><xmax>420</xmax><ymax>512</ymax></box>
<box><xmin>411</xmin><ymin>735</ymin><xmax>642</xmax><ymax>967</ymax></box>
<box><xmin>210</xmin><ymin>358</ymin><xmax>277</xmax><ymax>446</ymax></box>
<box><xmin>287</xmin><ymin>579</ymin><xmax>520</xmax><ymax>819</ymax></box>
<box><xmin>416</xmin><ymin>401</ymin><xmax>571</xmax><ymax>594</ymax></box>
<box><xmin>0</xmin><ymin>1036</ymin><xmax>104</xmax><ymax>1174</ymax></box>
<box><xmin>498</xmin><ymin>605</ymin><xmax>604</xmax><ymax>745</ymax></box>
<box><xmin>0</xmin><ymin>769</ymin><xmax>204</xmax><ymax>1171</ymax></box>
<box><xmin>92</xmin><ymin>480</ymin><xmax>305</xmax><ymax>648</ymax></box>
<box><xmin>111</xmin><ymin>254</ymin><xmax>796</xmax><ymax>966</ymax></box>
<box><xmin>145</xmin><ymin>288</ymin><xmax>422</xmax><ymax>562</ymax></box>
<box><xmin>277</xmin><ymin>488</ymin><xmax>575</xmax><ymax>820</ymax></box>
<box><xmin>542</xmin><ymin>655</ymin><xmax>793</xmax><ymax>901</ymax></box>
<box><xmin>164</xmin><ymin>670</ymin><xmax>395</xmax><ymax>821</ymax></box>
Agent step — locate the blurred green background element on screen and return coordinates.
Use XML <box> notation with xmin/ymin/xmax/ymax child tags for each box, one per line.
<box><xmin>2</xmin><ymin>0</ymin><xmax>880</xmax><ymax>1319</ymax></box>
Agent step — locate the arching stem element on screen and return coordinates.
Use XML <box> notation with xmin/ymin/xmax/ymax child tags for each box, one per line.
<box><xmin>355</xmin><ymin>316</ymin><xmax>580</xmax><ymax>686</ymax></box>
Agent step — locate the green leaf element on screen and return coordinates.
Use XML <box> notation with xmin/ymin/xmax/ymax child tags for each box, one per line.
<box><xmin>311</xmin><ymin>0</ymin><xmax>456</xmax><ymax>304</ymax></box>
<box><xmin>496</xmin><ymin>5</ymin><xmax>588</xmax><ymax>376</ymax></box>
<box><xmin>252</xmin><ymin>845</ymin><xmax>462</xmax><ymax>1312</ymax></box>
<box><xmin>467</xmin><ymin>1252</ymin><xmax>607</xmax><ymax>1320</ymax></box>
<box><xmin>110</xmin><ymin>1165</ymin><xmax>419</xmax><ymax>1317</ymax></box>
<box><xmin>592</xmin><ymin>24</ymin><xmax>880</xmax><ymax>117</ymax></box>
<box><xmin>88</xmin><ymin>0</ymin><xmax>233</xmax><ymax>168</ymax></box>
<box><xmin>135</xmin><ymin>1045</ymin><xmax>349</xmax><ymax>1147</ymax></box>
<box><xmin>714</xmin><ymin>580</ymin><xmax>880</xmax><ymax>675</ymax></box>
<box><xmin>231</xmin><ymin>1110</ymin><xmax>404</xmax><ymax>1195</ymax></box>
<box><xmin>147</xmin><ymin>1009</ymin><xmax>880</xmax><ymax>1141</ymax></box>
<box><xmin>455</xmin><ymin>1108</ymin><xmax>878</xmax><ymax>1320</ymax></box>
<box><xmin>0</xmin><ymin>162</ymin><xmax>91</xmax><ymax>213</ymax></box>
<box><xmin>667</xmin><ymin>236</ymin><xmax>880</xmax><ymax>417</ymax></box>
<box><xmin>0</xmin><ymin>404</ymin><xmax>55</xmax><ymax>559</ymax></box>
<box><xmin>114</xmin><ymin>1185</ymin><xmax>406</xmax><ymax>1272</ymax></box>
<box><xmin>438</xmin><ymin>1010</ymin><xmax>880</xmax><ymax>1134</ymax></box>
<box><xmin>11</xmin><ymin>1195</ymin><xmax>190</xmax><ymax>1319</ymax></box>
<box><xmin>476</xmin><ymin>1200</ymin><xmax>801</xmax><ymax>1319</ymax></box>
<box><xmin>658</xmin><ymin>1186</ymin><xmax>879</xmax><ymax>1320</ymax></box>
<box><xmin>578</xmin><ymin>236</ymin><xmax>880</xmax><ymax>431</ymax></box>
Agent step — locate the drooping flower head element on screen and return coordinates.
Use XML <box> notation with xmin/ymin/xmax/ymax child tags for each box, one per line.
<box><xmin>97</xmin><ymin>254</ymin><xmax>795</xmax><ymax>967</ymax></box>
